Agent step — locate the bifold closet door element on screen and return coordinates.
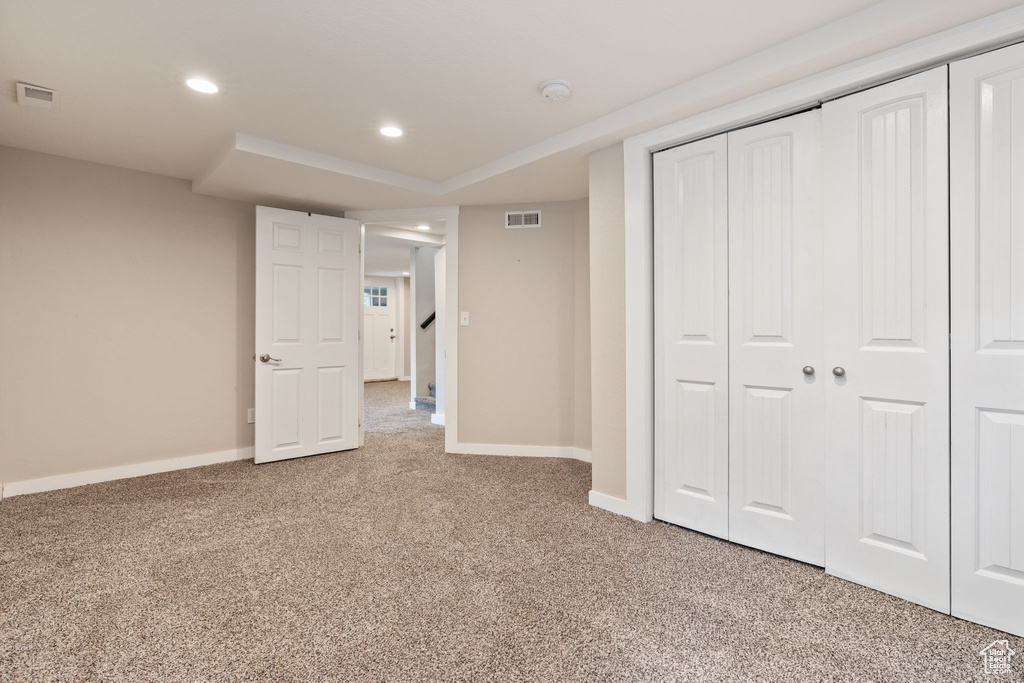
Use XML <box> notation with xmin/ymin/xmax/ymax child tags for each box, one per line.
<box><xmin>822</xmin><ymin>66</ymin><xmax>950</xmax><ymax>612</ymax></box>
<box><xmin>727</xmin><ymin>111</ymin><xmax>825</xmax><ymax>566</ymax></box>
<box><xmin>951</xmin><ymin>42</ymin><xmax>1024</xmax><ymax>637</ymax></box>
<box><xmin>654</xmin><ymin>134</ymin><xmax>730</xmax><ymax>538</ymax></box>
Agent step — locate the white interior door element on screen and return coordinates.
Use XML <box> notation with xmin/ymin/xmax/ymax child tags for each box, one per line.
<box><xmin>255</xmin><ymin>206</ymin><xmax>362</xmax><ymax>464</ymax></box>
<box><xmin>654</xmin><ymin>133</ymin><xmax>730</xmax><ymax>538</ymax></box>
<box><xmin>822</xmin><ymin>66</ymin><xmax>950</xmax><ymax>612</ymax></box>
<box><xmin>362</xmin><ymin>276</ymin><xmax>397</xmax><ymax>381</ymax></box>
<box><xmin>727</xmin><ymin>110</ymin><xmax>825</xmax><ymax>566</ymax></box>
<box><xmin>951</xmin><ymin>42</ymin><xmax>1024</xmax><ymax>637</ymax></box>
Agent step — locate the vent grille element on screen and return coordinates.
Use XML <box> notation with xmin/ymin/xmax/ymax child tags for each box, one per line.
<box><xmin>505</xmin><ymin>210</ymin><xmax>541</xmax><ymax>229</ymax></box>
<box><xmin>16</xmin><ymin>82</ymin><xmax>59</xmax><ymax>111</ymax></box>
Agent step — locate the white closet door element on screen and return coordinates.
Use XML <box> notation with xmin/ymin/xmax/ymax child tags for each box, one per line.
<box><xmin>727</xmin><ymin>111</ymin><xmax>825</xmax><ymax>565</ymax></box>
<box><xmin>951</xmin><ymin>43</ymin><xmax>1024</xmax><ymax>638</ymax></box>
<box><xmin>654</xmin><ymin>134</ymin><xmax>730</xmax><ymax>538</ymax></box>
<box><xmin>822</xmin><ymin>66</ymin><xmax>950</xmax><ymax>612</ymax></box>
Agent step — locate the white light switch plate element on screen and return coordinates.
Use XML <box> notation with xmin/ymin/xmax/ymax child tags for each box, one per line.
<box><xmin>247</xmin><ymin>408</ymin><xmax>255</xmax><ymax>424</ymax></box>
<box><xmin>460</xmin><ymin>311</ymin><xmax>470</xmax><ymax>327</ymax></box>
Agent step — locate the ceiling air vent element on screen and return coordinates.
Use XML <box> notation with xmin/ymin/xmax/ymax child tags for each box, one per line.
<box><xmin>16</xmin><ymin>82</ymin><xmax>60</xmax><ymax>111</ymax></box>
<box><xmin>505</xmin><ymin>210</ymin><xmax>541</xmax><ymax>229</ymax></box>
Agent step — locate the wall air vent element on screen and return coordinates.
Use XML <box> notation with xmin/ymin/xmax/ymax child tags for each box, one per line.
<box><xmin>505</xmin><ymin>210</ymin><xmax>541</xmax><ymax>229</ymax></box>
<box><xmin>16</xmin><ymin>82</ymin><xmax>60</xmax><ymax>111</ymax></box>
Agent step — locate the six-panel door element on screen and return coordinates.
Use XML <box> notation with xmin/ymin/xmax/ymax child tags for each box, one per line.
<box><xmin>654</xmin><ymin>134</ymin><xmax>730</xmax><ymax>538</ymax></box>
<box><xmin>951</xmin><ymin>42</ymin><xmax>1024</xmax><ymax>637</ymax></box>
<box><xmin>255</xmin><ymin>206</ymin><xmax>362</xmax><ymax>464</ymax></box>
<box><xmin>727</xmin><ymin>111</ymin><xmax>825</xmax><ymax>566</ymax></box>
<box><xmin>822</xmin><ymin>66</ymin><xmax>950</xmax><ymax>612</ymax></box>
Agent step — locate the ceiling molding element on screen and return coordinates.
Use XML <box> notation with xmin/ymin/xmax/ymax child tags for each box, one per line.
<box><xmin>188</xmin><ymin>2</ymin><xmax>1024</xmax><ymax>210</ymax></box>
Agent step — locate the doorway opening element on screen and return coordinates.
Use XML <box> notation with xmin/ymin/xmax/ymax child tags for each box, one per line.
<box><xmin>351</xmin><ymin>207</ymin><xmax>457</xmax><ymax>446</ymax></box>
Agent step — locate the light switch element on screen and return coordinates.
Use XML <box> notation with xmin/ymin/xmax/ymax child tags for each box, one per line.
<box><xmin>460</xmin><ymin>311</ymin><xmax>470</xmax><ymax>327</ymax></box>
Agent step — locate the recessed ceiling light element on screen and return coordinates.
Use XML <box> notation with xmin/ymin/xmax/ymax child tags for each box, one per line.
<box><xmin>380</xmin><ymin>126</ymin><xmax>403</xmax><ymax>137</ymax></box>
<box><xmin>416</xmin><ymin>225</ymin><xmax>430</xmax><ymax>231</ymax></box>
<box><xmin>186</xmin><ymin>78</ymin><xmax>219</xmax><ymax>94</ymax></box>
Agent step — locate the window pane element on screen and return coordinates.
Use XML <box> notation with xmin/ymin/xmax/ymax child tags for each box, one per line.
<box><xmin>363</xmin><ymin>295</ymin><xmax>370</xmax><ymax>307</ymax></box>
<box><xmin>371</xmin><ymin>286</ymin><xmax>380</xmax><ymax>296</ymax></box>
<box><xmin>364</xmin><ymin>286</ymin><xmax>370</xmax><ymax>295</ymax></box>
<box><xmin>380</xmin><ymin>286</ymin><xmax>388</xmax><ymax>297</ymax></box>
<box><xmin>380</xmin><ymin>296</ymin><xmax>387</xmax><ymax>306</ymax></box>
<box><xmin>372</xmin><ymin>296</ymin><xmax>380</xmax><ymax>306</ymax></box>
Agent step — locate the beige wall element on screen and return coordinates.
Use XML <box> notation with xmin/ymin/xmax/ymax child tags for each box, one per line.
<box><xmin>413</xmin><ymin>247</ymin><xmax>438</xmax><ymax>397</ymax></box>
<box><xmin>0</xmin><ymin>146</ymin><xmax>255</xmax><ymax>484</ymax></box>
<box><xmin>588</xmin><ymin>143</ymin><xmax>627</xmax><ymax>498</ymax></box>
<box><xmin>458</xmin><ymin>201</ymin><xmax>586</xmax><ymax>447</ymax></box>
<box><xmin>402</xmin><ymin>276</ymin><xmax>411</xmax><ymax>378</ymax></box>
<box><xmin>573</xmin><ymin>198</ymin><xmax>592</xmax><ymax>451</ymax></box>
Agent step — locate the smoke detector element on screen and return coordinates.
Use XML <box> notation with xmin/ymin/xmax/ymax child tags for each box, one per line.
<box><xmin>540</xmin><ymin>80</ymin><xmax>572</xmax><ymax>102</ymax></box>
<box><xmin>16</xmin><ymin>82</ymin><xmax>59</xmax><ymax>111</ymax></box>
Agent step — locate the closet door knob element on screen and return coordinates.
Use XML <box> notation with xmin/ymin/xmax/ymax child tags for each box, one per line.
<box><xmin>259</xmin><ymin>353</ymin><xmax>282</xmax><ymax>363</ymax></box>
<box><xmin>802</xmin><ymin>366</ymin><xmax>815</xmax><ymax>376</ymax></box>
<box><xmin>832</xmin><ymin>366</ymin><xmax>846</xmax><ymax>378</ymax></box>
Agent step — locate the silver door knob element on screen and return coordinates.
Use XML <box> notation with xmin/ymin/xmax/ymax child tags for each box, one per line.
<box><xmin>259</xmin><ymin>353</ymin><xmax>282</xmax><ymax>363</ymax></box>
<box><xmin>802</xmin><ymin>366</ymin><xmax>815</xmax><ymax>376</ymax></box>
<box><xmin>832</xmin><ymin>366</ymin><xmax>846</xmax><ymax>378</ymax></box>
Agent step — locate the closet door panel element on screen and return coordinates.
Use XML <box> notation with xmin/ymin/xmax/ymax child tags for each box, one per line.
<box><xmin>727</xmin><ymin>111</ymin><xmax>825</xmax><ymax>565</ymax></box>
<box><xmin>822</xmin><ymin>66</ymin><xmax>950</xmax><ymax>612</ymax></box>
<box><xmin>654</xmin><ymin>134</ymin><xmax>730</xmax><ymax>537</ymax></box>
<box><xmin>951</xmin><ymin>42</ymin><xmax>1024</xmax><ymax>637</ymax></box>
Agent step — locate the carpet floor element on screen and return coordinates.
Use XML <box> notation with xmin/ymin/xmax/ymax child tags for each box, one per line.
<box><xmin>0</xmin><ymin>380</ymin><xmax>1018</xmax><ymax>682</ymax></box>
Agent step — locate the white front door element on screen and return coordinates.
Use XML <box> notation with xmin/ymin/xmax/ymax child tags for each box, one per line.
<box><xmin>362</xmin><ymin>276</ymin><xmax>397</xmax><ymax>381</ymax></box>
<box><xmin>951</xmin><ymin>42</ymin><xmax>1024</xmax><ymax>637</ymax></box>
<box><xmin>822</xmin><ymin>66</ymin><xmax>950</xmax><ymax>612</ymax></box>
<box><xmin>254</xmin><ymin>206</ymin><xmax>362</xmax><ymax>464</ymax></box>
<box><xmin>727</xmin><ymin>110</ymin><xmax>825</xmax><ymax>566</ymax></box>
<box><xmin>654</xmin><ymin>133</ymin><xmax>730</xmax><ymax>539</ymax></box>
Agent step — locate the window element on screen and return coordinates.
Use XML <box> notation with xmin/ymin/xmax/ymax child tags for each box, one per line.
<box><xmin>363</xmin><ymin>285</ymin><xmax>388</xmax><ymax>307</ymax></box>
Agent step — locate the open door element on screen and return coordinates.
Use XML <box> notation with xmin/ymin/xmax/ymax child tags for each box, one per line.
<box><xmin>255</xmin><ymin>206</ymin><xmax>362</xmax><ymax>464</ymax></box>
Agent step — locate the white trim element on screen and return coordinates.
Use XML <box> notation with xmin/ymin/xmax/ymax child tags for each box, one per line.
<box><xmin>622</xmin><ymin>9</ymin><xmax>1024</xmax><ymax>525</ymax></box>
<box><xmin>431</xmin><ymin>414</ymin><xmax>446</xmax><ymax>426</ymax></box>
<box><xmin>451</xmin><ymin>442</ymin><xmax>591</xmax><ymax>462</ymax></box>
<box><xmin>409</xmin><ymin>400</ymin><xmax>417</xmax><ymax>410</ymax></box>
<box><xmin>588</xmin><ymin>490</ymin><xmax>647</xmax><ymax>522</ymax></box>
<box><xmin>345</xmin><ymin>206</ymin><xmax>459</xmax><ymax>454</ymax></box>
<box><xmin>399</xmin><ymin>376</ymin><xmax>411</xmax><ymax>382</ymax></box>
<box><xmin>235</xmin><ymin>134</ymin><xmax>438</xmax><ymax>195</ymax></box>
<box><xmin>0</xmin><ymin>447</ymin><xmax>254</xmax><ymax>499</ymax></box>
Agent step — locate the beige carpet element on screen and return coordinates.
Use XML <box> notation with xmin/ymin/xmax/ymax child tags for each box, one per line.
<box><xmin>0</xmin><ymin>380</ymin><xmax>1017</xmax><ymax>682</ymax></box>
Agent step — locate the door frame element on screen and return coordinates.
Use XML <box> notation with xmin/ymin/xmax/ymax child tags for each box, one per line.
<box><xmin>344</xmin><ymin>206</ymin><xmax>460</xmax><ymax>454</ymax></box>
<box><xmin>613</xmin><ymin>11</ymin><xmax>1024</xmax><ymax>523</ymax></box>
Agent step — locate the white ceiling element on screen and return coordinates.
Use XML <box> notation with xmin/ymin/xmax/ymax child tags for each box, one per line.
<box><xmin>364</xmin><ymin>236</ymin><xmax>413</xmax><ymax>277</ymax></box>
<box><xmin>2</xmin><ymin>0</ymin><xmax>1021</xmax><ymax>212</ymax></box>
<box><xmin>364</xmin><ymin>219</ymin><xmax>444</xmax><ymax>276</ymax></box>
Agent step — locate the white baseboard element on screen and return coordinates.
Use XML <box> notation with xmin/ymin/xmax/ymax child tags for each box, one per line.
<box><xmin>398</xmin><ymin>376</ymin><xmax>411</xmax><ymax>381</ymax></box>
<box><xmin>450</xmin><ymin>442</ymin><xmax>591</xmax><ymax>462</ymax></box>
<box><xmin>588</xmin><ymin>490</ymin><xmax>649</xmax><ymax>522</ymax></box>
<box><xmin>0</xmin><ymin>446</ymin><xmax>254</xmax><ymax>500</ymax></box>
<box><xmin>409</xmin><ymin>401</ymin><xmax>417</xmax><ymax>410</ymax></box>
<box><xmin>431</xmin><ymin>413</ymin><xmax>446</xmax><ymax>426</ymax></box>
